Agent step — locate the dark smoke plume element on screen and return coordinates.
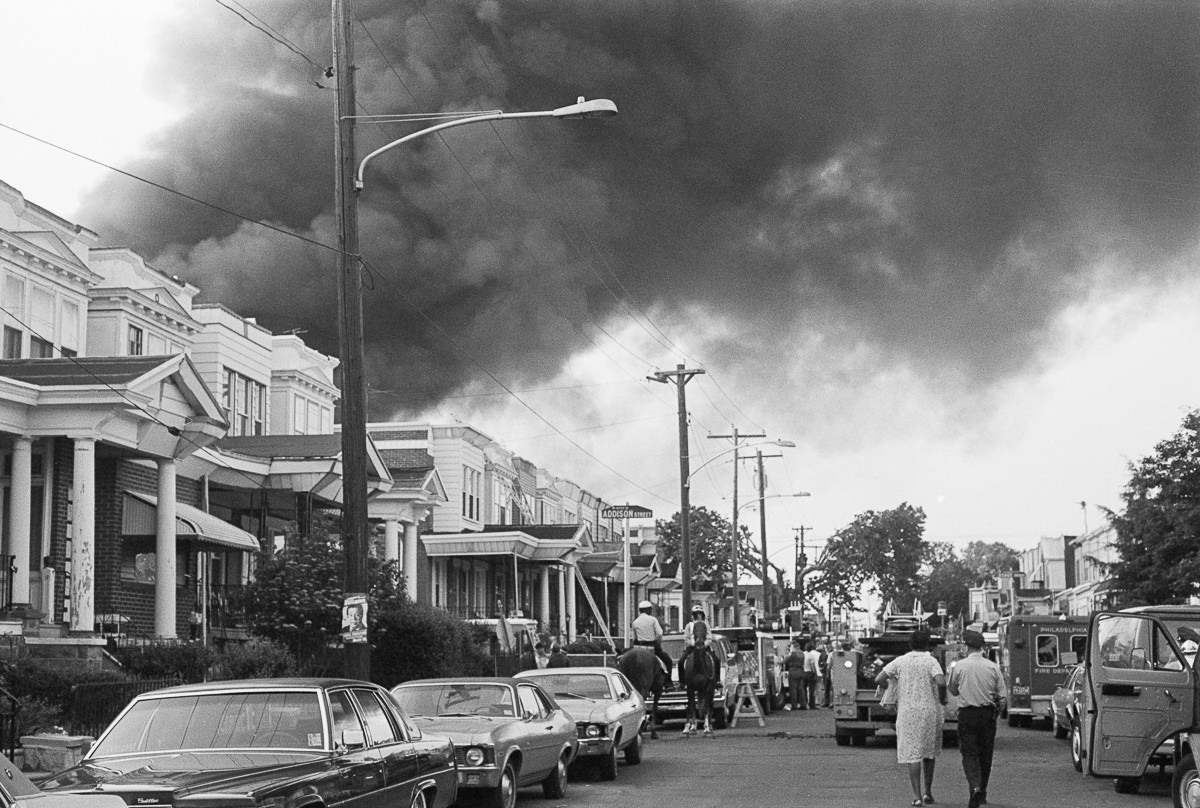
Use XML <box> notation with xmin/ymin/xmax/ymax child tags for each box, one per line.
<box><xmin>79</xmin><ymin>0</ymin><xmax>1200</xmax><ymax>421</ymax></box>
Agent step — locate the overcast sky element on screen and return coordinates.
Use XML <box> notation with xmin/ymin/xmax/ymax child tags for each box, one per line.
<box><xmin>3</xmin><ymin>1</ymin><xmax>1199</xmax><ymax>578</ymax></box>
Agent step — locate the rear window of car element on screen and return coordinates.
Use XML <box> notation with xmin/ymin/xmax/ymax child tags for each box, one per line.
<box><xmin>93</xmin><ymin>691</ymin><xmax>324</xmax><ymax>756</ymax></box>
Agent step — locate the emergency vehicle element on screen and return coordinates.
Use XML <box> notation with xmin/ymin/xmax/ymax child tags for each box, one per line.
<box><xmin>995</xmin><ymin>614</ymin><xmax>1088</xmax><ymax>727</ymax></box>
<box><xmin>831</xmin><ymin>612</ymin><xmax>964</xmax><ymax>747</ymax></box>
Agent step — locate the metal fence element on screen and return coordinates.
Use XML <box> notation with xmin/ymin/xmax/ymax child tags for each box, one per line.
<box><xmin>0</xmin><ymin>686</ymin><xmax>17</xmax><ymax>760</ymax></box>
<box><xmin>66</xmin><ymin>678</ymin><xmax>180</xmax><ymax>740</ymax></box>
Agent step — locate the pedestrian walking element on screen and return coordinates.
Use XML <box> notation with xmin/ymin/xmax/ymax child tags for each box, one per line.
<box><xmin>783</xmin><ymin>641</ymin><xmax>808</xmax><ymax>710</ymax></box>
<box><xmin>875</xmin><ymin>629</ymin><xmax>947</xmax><ymax>807</ymax></box>
<box><xmin>803</xmin><ymin>641</ymin><xmax>821</xmax><ymax>709</ymax></box>
<box><xmin>818</xmin><ymin>640</ymin><xmax>832</xmax><ymax>707</ymax></box>
<box><xmin>947</xmin><ymin>630</ymin><xmax>1006</xmax><ymax>808</ymax></box>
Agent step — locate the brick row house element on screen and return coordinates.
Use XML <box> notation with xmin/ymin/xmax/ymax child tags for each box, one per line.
<box><xmin>0</xmin><ymin>180</ymin><xmax>663</xmax><ymax>664</ymax></box>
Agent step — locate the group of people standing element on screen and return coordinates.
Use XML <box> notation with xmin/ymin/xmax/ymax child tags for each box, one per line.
<box><xmin>874</xmin><ymin>629</ymin><xmax>1006</xmax><ymax>808</ymax></box>
<box><xmin>782</xmin><ymin>638</ymin><xmax>833</xmax><ymax>710</ymax></box>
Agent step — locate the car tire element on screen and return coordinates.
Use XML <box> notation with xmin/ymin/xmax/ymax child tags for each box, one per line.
<box><xmin>1054</xmin><ymin>719</ymin><xmax>1068</xmax><ymax>740</ymax></box>
<box><xmin>1070</xmin><ymin>721</ymin><xmax>1084</xmax><ymax>773</ymax></box>
<box><xmin>542</xmin><ymin>752</ymin><xmax>568</xmax><ymax>799</ymax></box>
<box><xmin>835</xmin><ymin>730</ymin><xmax>851</xmax><ymax>747</ymax></box>
<box><xmin>1171</xmin><ymin>753</ymin><xmax>1198</xmax><ymax>808</ymax></box>
<box><xmin>484</xmin><ymin>762</ymin><xmax>517</xmax><ymax>808</ymax></box>
<box><xmin>624</xmin><ymin>731</ymin><xmax>643</xmax><ymax>765</ymax></box>
<box><xmin>597</xmin><ymin>744</ymin><xmax>618</xmax><ymax>781</ymax></box>
<box><xmin>1113</xmin><ymin>776</ymin><xmax>1141</xmax><ymax>795</ymax></box>
<box><xmin>410</xmin><ymin>789</ymin><xmax>428</xmax><ymax>808</ymax></box>
<box><xmin>1007</xmin><ymin>712</ymin><xmax>1020</xmax><ymax>728</ymax></box>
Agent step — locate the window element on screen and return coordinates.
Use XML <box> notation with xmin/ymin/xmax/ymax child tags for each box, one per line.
<box><xmin>517</xmin><ymin>685</ymin><xmax>548</xmax><ymax>719</ymax></box>
<box><xmin>2</xmin><ymin>326</ymin><xmax>21</xmax><ymax>359</ymax></box>
<box><xmin>29</xmin><ymin>337</ymin><xmax>53</xmax><ymax>358</ymax></box>
<box><xmin>128</xmin><ymin>325</ymin><xmax>144</xmax><ymax>356</ymax></box>
<box><xmin>1036</xmin><ymin>634</ymin><xmax>1059</xmax><ymax>667</ymax></box>
<box><xmin>352</xmin><ymin>689</ymin><xmax>398</xmax><ymax>745</ymax></box>
<box><xmin>293</xmin><ymin>394</ymin><xmax>306</xmax><ymax>433</ymax></box>
<box><xmin>222</xmin><ymin>368</ymin><xmax>266</xmax><ymax>436</ymax></box>
<box><xmin>60</xmin><ymin>300</ymin><xmax>80</xmax><ymax>355</ymax></box>
<box><xmin>462</xmin><ymin>466</ymin><xmax>481</xmax><ymax>521</ymax></box>
<box><xmin>329</xmin><ymin>690</ymin><xmax>365</xmax><ymax>745</ymax></box>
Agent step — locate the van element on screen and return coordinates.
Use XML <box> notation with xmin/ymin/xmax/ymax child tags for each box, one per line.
<box><xmin>1082</xmin><ymin>605</ymin><xmax>1200</xmax><ymax>798</ymax></box>
<box><xmin>996</xmin><ymin>615</ymin><xmax>1088</xmax><ymax>727</ymax></box>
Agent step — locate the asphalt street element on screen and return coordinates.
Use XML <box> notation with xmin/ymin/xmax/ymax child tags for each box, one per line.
<box><xmin>542</xmin><ymin>705</ymin><xmax>1175</xmax><ymax>808</ymax></box>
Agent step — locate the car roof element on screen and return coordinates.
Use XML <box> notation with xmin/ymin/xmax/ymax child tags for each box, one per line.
<box><xmin>1122</xmin><ymin>605</ymin><xmax>1200</xmax><ymax>615</ymax></box>
<box><xmin>392</xmin><ymin>677</ymin><xmax>525</xmax><ymax>687</ymax></box>
<box><xmin>515</xmin><ymin>667</ymin><xmax>615</xmax><ymax>676</ymax></box>
<box><xmin>132</xmin><ymin>677</ymin><xmax>377</xmax><ymax>697</ymax></box>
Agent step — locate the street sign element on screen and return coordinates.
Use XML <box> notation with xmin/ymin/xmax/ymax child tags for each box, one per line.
<box><xmin>601</xmin><ymin>506</ymin><xmax>653</xmax><ymax>519</ymax></box>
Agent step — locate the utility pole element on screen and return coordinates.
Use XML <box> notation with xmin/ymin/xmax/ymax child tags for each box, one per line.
<box><xmin>794</xmin><ymin>525</ymin><xmax>812</xmax><ymax>624</ymax></box>
<box><xmin>332</xmin><ymin>0</ymin><xmax>369</xmax><ymax>680</ymax></box>
<box><xmin>751</xmin><ymin>448</ymin><xmax>786</xmax><ymax>619</ymax></box>
<box><xmin>708</xmin><ymin>426</ymin><xmax>763</xmax><ymax>626</ymax></box>
<box><xmin>649</xmin><ymin>365</ymin><xmax>705</xmax><ymax>629</ymax></box>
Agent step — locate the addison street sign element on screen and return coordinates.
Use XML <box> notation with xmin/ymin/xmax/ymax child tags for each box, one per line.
<box><xmin>601</xmin><ymin>505</ymin><xmax>653</xmax><ymax>520</ymax></box>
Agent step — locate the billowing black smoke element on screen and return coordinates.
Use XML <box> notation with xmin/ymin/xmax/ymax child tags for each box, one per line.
<box><xmin>79</xmin><ymin>0</ymin><xmax>1200</xmax><ymax>420</ymax></box>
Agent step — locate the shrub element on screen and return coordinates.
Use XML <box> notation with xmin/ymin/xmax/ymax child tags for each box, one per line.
<box><xmin>110</xmin><ymin>642</ymin><xmax>216</xmax><ymax>682</ymax></box>
<box><xmin>371</xmin><ymin>600</ymin><xmax>491</xmax><ymax>686</ymax></box>
<box><xmin>0</xmin><ymin>659</ymin><xmax>126</xmax><ymax>712</ymax></box>
<box><xmin>13</xmin><ymin>696</ymin><xmax>63</xmax><ymax>737</ymax></box>
<box><xmin>214</xmin><ymin>638</ymin><xmax>297</xmax><ymax>680</ymax></box>
<box><xmin>566</xmin><ymin>638</ymin><xmax>615</xmax><ymax>654</ymax></box>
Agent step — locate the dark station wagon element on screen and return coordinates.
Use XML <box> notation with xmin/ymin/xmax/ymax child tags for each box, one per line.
<box><xmin>40</xmin><ymin>678</ymin><xmax>457</xmax><ymax>808</ymax></box>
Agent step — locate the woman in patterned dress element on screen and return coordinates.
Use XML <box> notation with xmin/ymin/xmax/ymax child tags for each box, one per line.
<box><xmin>875</xmin><ymin>629</ymin><xmax>947</xmax><ymax>806</ymax></box>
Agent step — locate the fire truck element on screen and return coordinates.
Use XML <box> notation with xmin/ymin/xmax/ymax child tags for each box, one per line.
<box><xmin>831</xmin><ymin>613</ymin><xmax>965</xmax><ymax>747</ymax></box>
<box><xmin>996</xmin><ymin>614</ymin><xmax>1088</xmax><ymax>727</ymax></box>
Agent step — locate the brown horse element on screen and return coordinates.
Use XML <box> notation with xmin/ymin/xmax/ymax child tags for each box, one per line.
<box><xmin>682</xmin><ymin>644</ymin><xmax>720</xmax><ymax>737</ymax></box>
<box><xmin>617</xmin><ymin>646</ymin><xmax>669</xmax><ymax>739</ymax></box>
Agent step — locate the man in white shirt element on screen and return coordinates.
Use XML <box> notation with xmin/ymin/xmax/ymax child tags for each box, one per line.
<box><xmin>631</xmin><ymin>600</ymin><xmax>673</xmax><ymax>672</ymax></box>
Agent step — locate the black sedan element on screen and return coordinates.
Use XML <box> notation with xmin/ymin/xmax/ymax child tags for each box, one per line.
<box><xmin>40</xmin><ymin>678</ymin><xmax>457</xmax><ymax>808</ymax></box>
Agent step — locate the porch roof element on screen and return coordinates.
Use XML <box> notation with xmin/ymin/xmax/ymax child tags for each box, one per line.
<box><xmin>124</xmin><ymin>491</ymin><xmax>260</xmax><ymax>552</ymax></box>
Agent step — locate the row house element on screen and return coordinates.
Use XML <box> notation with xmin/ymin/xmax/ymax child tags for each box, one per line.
<box><xmin>0</xmin><ymin>178</ymin><xmax>662</xmax><ymax>661</ymax></box>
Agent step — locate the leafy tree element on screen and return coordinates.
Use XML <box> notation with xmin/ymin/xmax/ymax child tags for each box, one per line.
<box><xmin>1106</xmin><ymin>409</ymin><xmax>1200</xmax><ymax>605</ymax></box>
<box><xmin>919</xmin><ymin>542</ymin><xmax>974</xmax><ymax>621</ymax></box>
<box><xmin>961</xmin><ymin>541</ymin><xmax>1020</xmax><ymax>584</ymax></box>
<box><xmin>656</xmin><ymin>505</ymin><xmax>749</xmax><ymax>586</ymax></box>
<box><xmin>819</xmin><ymin>503</ymin><xmax>928</xmax><ymax>613</ymax></box>
<box><xmin>244</xmin><ymin>513</ymin><xmax>405</xmax><ymax>675</ymax></box>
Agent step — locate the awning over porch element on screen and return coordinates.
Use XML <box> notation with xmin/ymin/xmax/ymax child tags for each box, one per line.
<box><xmin>124</xmin><ymin>492</ymin><xmax>260</xmax><ymax>551</ymax></box>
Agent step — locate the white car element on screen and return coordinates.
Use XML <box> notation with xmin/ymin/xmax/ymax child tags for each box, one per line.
<box><xmin>514</xmin><ymin>666</ymin><xmax>646</xmax><ymax>780</ymax></box>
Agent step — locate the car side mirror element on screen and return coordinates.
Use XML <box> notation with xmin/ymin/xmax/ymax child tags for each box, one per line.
<box><xmin>341</xmin><ymin>729</ymin><xmax>366</xmax><ymax>749</ymax></box>
<box><xmin>523</xmin><ymin>710</ymin><xmax>536</xmax><ymax>722</ymax></box>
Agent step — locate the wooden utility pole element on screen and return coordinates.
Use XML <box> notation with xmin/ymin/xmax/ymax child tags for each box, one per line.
<box><xmin>708</xmin><ymin>427</ymin><xmax>763</xmax><ymax>626</ymax></box>
<box><xmin>649</xmin><ymin>365</ymin><xmax>704</xmax><ymax>629</ymax></box>
<box><xmin>333</xmin><ymin>0</ymin><xmax>369</xmax><ymax>680</ymax></box>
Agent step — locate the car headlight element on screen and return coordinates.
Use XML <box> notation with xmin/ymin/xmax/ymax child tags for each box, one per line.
<box><xmin>843</xmin><ymin>659</ymin><xmax>854</xmax><ymax>669</ymax></box>
<box><xmin>465</xmin><ymin>747</ymin><xmax>486</xmax><ymax>766</ymax></box>
<box><xmin>586</xmin><ymin>724</ymin><xmax>603</xmax><ymax>738</ymax></box>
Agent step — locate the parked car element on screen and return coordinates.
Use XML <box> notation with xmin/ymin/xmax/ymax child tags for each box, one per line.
<box><xmin>0</xmin><ymin>751</ymin><xmax>124</xmax><ymax>808</ymax></box>
<box><xmin>39</xmin><ymin>678</ymin><xmax>457</xmax><ymax>808</ymax></box>
<box><xmin>1051</xmin><ymin>663</ymin><xmax>1084</xmax><ymax>742</ymax></box>
<box><xmin>514</xmin><ymin>666</ymin><xmax>646</xmax><ymax>779</ymax></box>
<box><xmin>390</xmin><ymin>677</ymin><xmax>577</xmax><ymax>808</ymax></box>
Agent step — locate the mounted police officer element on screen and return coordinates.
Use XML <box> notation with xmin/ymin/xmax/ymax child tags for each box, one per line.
<box><xmin>632</xmin><ymin>600</ymin><xmax>674</xmax><ymax>673</ymax></box>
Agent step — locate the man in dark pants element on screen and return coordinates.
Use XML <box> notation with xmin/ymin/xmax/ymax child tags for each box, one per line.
<box><xmin>947</xmin><ymin>630</ymin><xmax>1007</xmax><ymax>808</ymax></box>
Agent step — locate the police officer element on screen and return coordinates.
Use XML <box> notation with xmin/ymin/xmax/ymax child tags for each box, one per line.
<box><xmin>632</xmin><ymin>600</ymin><xmax>674</xmax><ymax>672</ymax></box>
<box><xmin>948</xmin><ymin>630</ymin><xmax>1007</xmax><ymax>808</ymax></box>
<box><xmin>677</xmin><ymin>605</ymin><xmax>709</xmax><ymax>682</ymax></box>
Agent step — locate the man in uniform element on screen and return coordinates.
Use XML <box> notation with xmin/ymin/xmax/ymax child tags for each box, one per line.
<box><xmin>677</xmin><ymin>605</ymin><xmax>709</xmax><ymax>682</ymax></box>
<box><xmin>631</xmin><ymin>600</ymin><xmax>674</xmax><ymax>673</ymax></box>
<box><xmin>948</xmin><ymin>630</ymin><xmax>1007</xmax><ymax>808</ymax></box>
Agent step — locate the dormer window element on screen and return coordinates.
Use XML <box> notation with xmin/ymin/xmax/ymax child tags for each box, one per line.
<box><xmin>128</xmin><ymin>325</ymin><xmax>144</xmax><ymax>356</ymax></box>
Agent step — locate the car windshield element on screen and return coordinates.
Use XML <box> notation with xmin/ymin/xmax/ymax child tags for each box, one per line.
<box><xmin>91</xmin><ymin>691</ymin><xmax>325</xmax><ymax>756</ymax></box>
<box><xmin>392</xmin><ymin>684</ymin><xmax>516</xmax><ymax>718</ymax></box>
<box><xmin>526</xmin><ymin>674</ymin><xmax>611</xmax><ymax>700</ymax></box>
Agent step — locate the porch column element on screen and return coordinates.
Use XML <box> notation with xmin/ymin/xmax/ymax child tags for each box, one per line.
<box><xmin>156</xmin><ymin>459</ymin><xmax>177</xmax><ymax>638</ymax></box>
<box><xmin>384</xmin><ymin>520</ymin><xmax>400</xmax><ymax>563</ymax></box>
<box><xmin>565</xmin><ymin>561</ymin><xmax>577</xmax><ymax>642</ymax></box>
<box><xmin>539</xmin><ymin>566</ymin><xmax>550</xmax><ymax>628</ymax></box>
<box><xmin>403</xmin><ymin>522</ymin><xmax>418</xmax><ymax>600</ymax></box>
<box><xmin>8</xmin><ymin>436</ymin><xmax>32</xmax><ymax>607</ymax></box>
<box><xmin>557</xmin><ymin>566</ymin><xmax>567</xmax><ymax>638</ymax></box>
<box><xmin>69</xmin><ymin>438</ymin><xmax>95</xmax><ymax>633</ymax></box>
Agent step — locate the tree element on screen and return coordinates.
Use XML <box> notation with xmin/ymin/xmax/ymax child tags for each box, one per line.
<box><xmin>919</xmin><ymin>542</ymin><xmax>974</xmax><ymax>621</ymax></box>
<box><xmin>961</xmin><ymin>541</ymin><xmax>1020</xmax><ymax>585</ymax></box>
<box><xmin>819</xmin><ymin>503</ymin><xmax>928</xmax><ymax>613</ymax></box>
<box><xmin>244</xmin><ymin>513</ymin><xmax>404</xmax><ymax>674</ymax></box>
<box><xmin>656</xmin><ymin>505</ymin><xmax>749</xmax><ymax>586</ymax></box>
<box><xmin>1106</xmin><ymin>409</ymin><xmax>1200</xmax><ymax>605</ymax></box>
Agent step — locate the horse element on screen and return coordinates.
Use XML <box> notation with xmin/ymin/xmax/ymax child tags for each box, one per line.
<box><xmin>617</xmin><ymin>646</ymin><xmax>669</xmax><ymax>739</ymax></box>
<box><xmin>681</xmin><ymin>643</ymin><xmax>720</xmax><ymax>737</ymax></box>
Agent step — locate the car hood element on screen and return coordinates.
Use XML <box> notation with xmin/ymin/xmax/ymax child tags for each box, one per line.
<box><xmin>553</xmin><ymin>699</ymin><xmax>606</xmax><ymax>722</ymax></box>
<box><xmin>42</xmin><ymin>750</ymin><xmax>327</xmax><ymax>794</ymax></box>
<box><xmin>410</xmin><ymin>715</ymin><xmax>515</xmax><ymax>745</ymax></box>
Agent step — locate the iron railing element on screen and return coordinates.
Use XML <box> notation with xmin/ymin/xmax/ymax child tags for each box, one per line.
<box><xmin>66</xmin><ymin>678</ymin><xmax>180</xmax><ymax>740</ymax></box>
<box><xmin>0</xmin><ymin>685</ymin><xmax>17</xmax><ymax>760</ymax></box>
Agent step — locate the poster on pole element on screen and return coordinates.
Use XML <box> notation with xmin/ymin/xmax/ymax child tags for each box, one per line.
<box><xmin>342</xmin><ymin>594</ymin><xmax>368</xmax><ymax>644</ymax></box>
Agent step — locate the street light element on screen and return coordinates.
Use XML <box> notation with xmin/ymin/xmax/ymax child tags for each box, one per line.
<box><xmin>684</xmin><ymin>440</ymin><xmax>795</xmax><ymax>488</ymax></box>
<box><xmin>356</xmin><ymin>98</ymin><xmax>618</xmax><ymax>189</ymax></box>
<box><xmin>334</xmin><ymin>5</ymin><xmax>618</xmax><ymax>679</ymax></box>
<box><xmin>737</xmin><ymin>492</ymin><xmax>810</xmax><ymax>625</ymax></box>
